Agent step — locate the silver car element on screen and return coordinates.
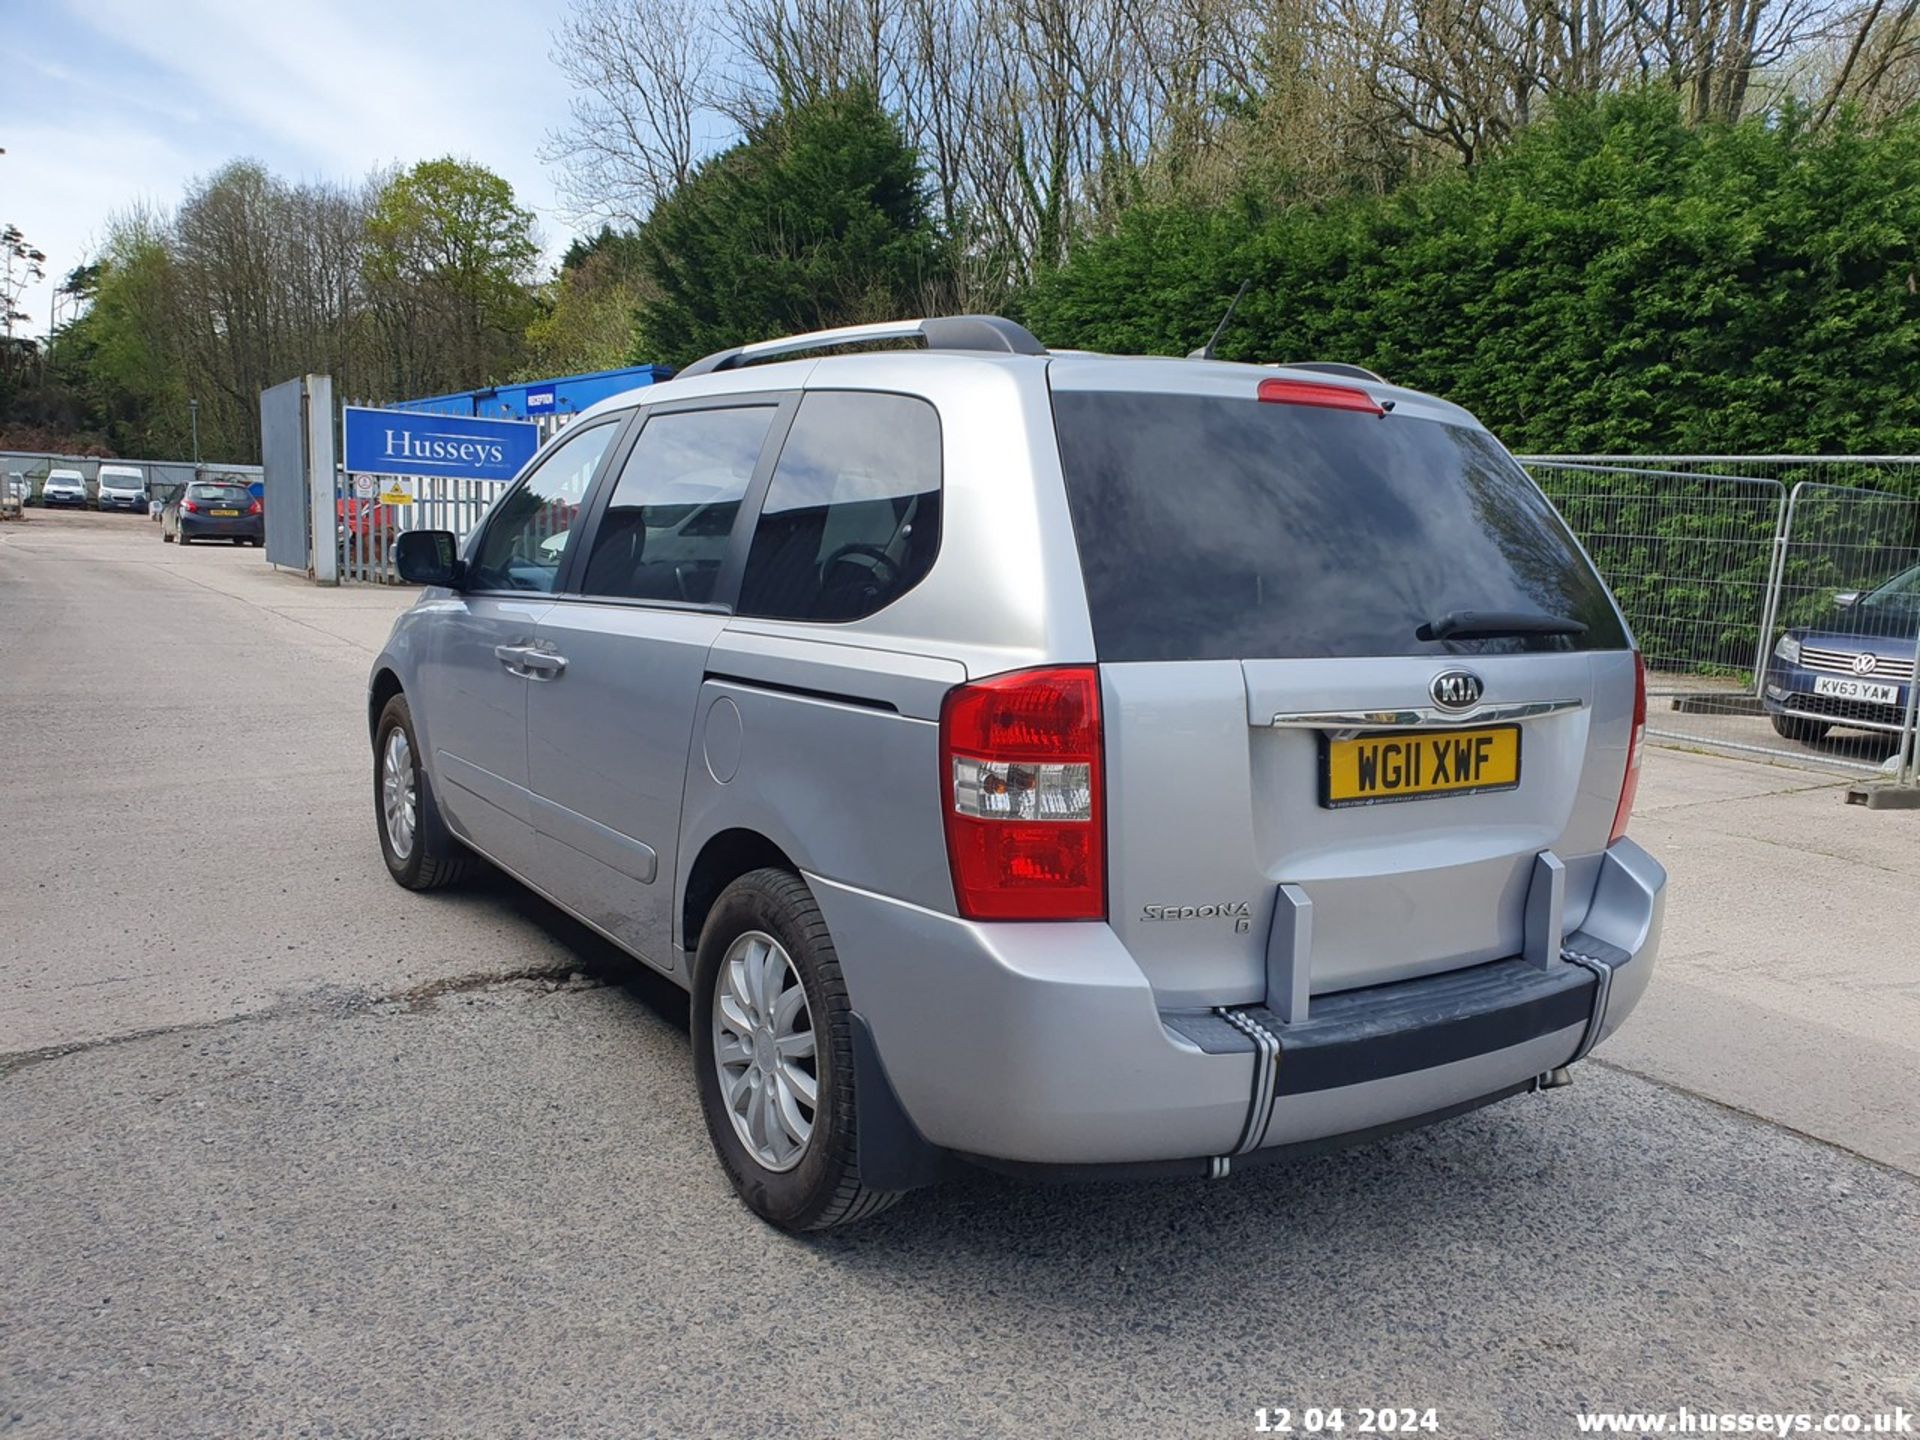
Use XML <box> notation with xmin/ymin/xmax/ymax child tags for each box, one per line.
<box><xmin>370</xmin><ymin>316</ymin><xmax>1664</xmax><ymax>1230</ymax></box>
<box><xmin>41</xmin><ymin>469</ymin><xmax>89</xmax><ymax>509</ymax></box>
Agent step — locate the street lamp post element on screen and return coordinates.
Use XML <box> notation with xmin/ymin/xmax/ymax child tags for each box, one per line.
<box><xmin>189</xmin><ymin>400</ymin><xmax>200</xmax><ymax>464</ymax></box>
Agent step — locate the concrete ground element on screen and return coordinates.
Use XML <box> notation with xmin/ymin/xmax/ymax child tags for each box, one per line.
<box><xmin>3</xmin><ymin>508</ymin><xmax>1917</xmax><ymax>1439</ymax></box>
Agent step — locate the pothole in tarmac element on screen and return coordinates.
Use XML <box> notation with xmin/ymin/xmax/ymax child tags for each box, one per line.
<box><xmin>370</xmin><ymin>966</ymin><xmax>611</xmax><ymax>1015</ymax></box>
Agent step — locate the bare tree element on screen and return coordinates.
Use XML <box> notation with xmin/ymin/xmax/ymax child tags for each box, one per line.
<box><xmin>546</xmin><ymin>0</ymin><xmax>1901</xmax><ymax>293</ymax></box>
<box><xmin>546</xmin><ymin>0</ymin><xmax>722</xmax><ymax>225</ymax></box>
<box><xmin>1809</xmin><ymin>0</ymin><xmax>1920</xmax><ymax>119</ymax></box>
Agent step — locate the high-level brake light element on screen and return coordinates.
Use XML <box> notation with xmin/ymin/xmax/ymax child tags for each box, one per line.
<box><xmin>1257</xmin><ymin>377</ymin><xmax>1385</xmax><ymax>416</ymax></box>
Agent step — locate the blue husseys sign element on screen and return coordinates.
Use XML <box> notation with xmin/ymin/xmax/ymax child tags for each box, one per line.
<box><xmin>342</xmin><ymin>406</ymin><xmax>541</xmax><ymax>483</ymax></box>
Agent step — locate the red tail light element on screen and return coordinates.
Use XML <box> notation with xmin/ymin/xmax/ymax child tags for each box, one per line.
<box><xmin>940</xmin><ymin>666</ymin><xmax>1105</xmax><ymax>921</ymax></box>
<box><xmin>247</xmin><ymin>498</ymin><xmax>263</xmax><ymax>515</ymax></box>
<box><xmin>180</xmin><ymin>498</ymin><xmax>199</xmax><ymax>513</ymax></box>
<box><xmin>1257</xmin><ymin>377</ymin><xmax>1385</xmax><ymax>416</ymax></box>
<box><xmin>1610</xmin><ymin>652</ymin><xmax>1647</xmax><ymax>844</ymax></box>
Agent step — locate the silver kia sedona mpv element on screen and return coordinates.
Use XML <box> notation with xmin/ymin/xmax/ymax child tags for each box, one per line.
<box><xmin>370</xmin><ymin>315</ymin><xmax>1665</xmax><ymax>1230</ymax></box>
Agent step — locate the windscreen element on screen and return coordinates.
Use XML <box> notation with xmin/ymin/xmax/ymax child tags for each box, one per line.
<box><xmin>1050</xmin><ymin>389</ymin><xmax>1627</xmax><ymax>661</ymax></box>
<box><xmin>189</xmin><ymin>485</ymin><xmax>252</xmax><ymax>504</ymax></box>
<box><xmin>1842</xmin><ymin>561</ymin><xmax>1920</xmax><ymax>639</ymax></box>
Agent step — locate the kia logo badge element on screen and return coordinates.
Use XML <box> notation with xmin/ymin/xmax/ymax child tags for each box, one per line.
<box><xmin>1431</xmin><ymin>670</ymin><xmax>1484</xmax><ymax>710</ymax></box>
<box><xmin>1852</xmin><ymin>653</ymin><xmax>1878</xmax><ymax>676</ymax></box>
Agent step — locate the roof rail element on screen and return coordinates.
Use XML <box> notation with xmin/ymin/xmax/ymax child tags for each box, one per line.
<box><xmin>1281</xmin><ymin>361</ymin><xmax>1388</xmax><ymax>384</ymax></box>
<box><xmin>675</xmin><ymin>314</ymin><xmax>1046</xmax><ymax>379</ymax></box>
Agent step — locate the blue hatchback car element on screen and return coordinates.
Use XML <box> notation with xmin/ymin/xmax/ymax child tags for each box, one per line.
<box><xmin>1764</xmin><ymin>561</ymin><xmax>1920</xmax><ymax>744</ymax></box>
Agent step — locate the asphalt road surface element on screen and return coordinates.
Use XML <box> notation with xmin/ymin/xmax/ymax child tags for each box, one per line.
<box><xmin>4</xmin><ymin>509</ymin><xmax>1917</xmax><ymax>1439</ymax></box>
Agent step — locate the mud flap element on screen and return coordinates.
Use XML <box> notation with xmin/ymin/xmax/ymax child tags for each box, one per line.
<box><xmin>850</xmin><ymin>1012</ymin><xmax>948</xmax><ymax>1192</ymax></box>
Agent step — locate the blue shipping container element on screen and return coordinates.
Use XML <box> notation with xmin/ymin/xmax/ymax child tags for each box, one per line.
<box><xmin>390</xmin><ymin>364</ymin><xmax>673</xmax><ymax>422</ymax></box>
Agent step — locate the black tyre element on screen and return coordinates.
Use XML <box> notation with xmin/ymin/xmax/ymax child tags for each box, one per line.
<box><xmin>1771</xmin><ymin>712</ymin><xmax>1830</xmax><ymax>744</ymax></box>
<box><xmin>691</xmin><ymin>868</ymin><xmax>901</xmax><ymax>1232</ymax></box>
<box><xmin>177</xmin><ymin>532</ymin><xmax>191</xmax><ymax>546</ymax></box>
<box><xmin>373</xmin><ymin>693</ymin><xmax>473</xmax><ymax>890</ymax></box>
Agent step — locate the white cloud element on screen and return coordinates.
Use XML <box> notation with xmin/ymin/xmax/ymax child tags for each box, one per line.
<box><xmin>10</xmin><ymin>0</ymin><xmax>582</xmax><ymax>338</ymax></box>
<box><xmin>4</xmin><ymin>121</ymin><xmax>198</xmax><ymax>334</ymax></box>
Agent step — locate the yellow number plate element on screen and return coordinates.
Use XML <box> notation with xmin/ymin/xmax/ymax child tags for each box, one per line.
<box><xmin>211</xmin><ymin>508</ymin><xmax>240</xmax><ymax>516</ymax></box>
<box><xmin>1321</xmin><ymin>725</ymin><xmax>1521</xmax><ymax>808</ymax></box>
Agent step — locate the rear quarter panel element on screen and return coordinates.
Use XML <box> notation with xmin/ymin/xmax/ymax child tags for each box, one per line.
<box><xmin>677</xmin><ymin>668</ymin><xmax>960</xmax><ymax>953</ymax></box>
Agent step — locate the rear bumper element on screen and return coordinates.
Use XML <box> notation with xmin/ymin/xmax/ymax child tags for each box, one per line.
<box><xmin>812</xmin><ymin>838</ymin><xmax>1664</xmax><ymax>1173</ymax></box>
<box><xmin>180</xmin><ymin>513</ymin><xmax>263</xmax><ymax>539</ymax></box>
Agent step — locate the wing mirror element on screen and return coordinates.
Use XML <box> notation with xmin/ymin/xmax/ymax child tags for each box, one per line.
<box><xmin>1833</xmin><ymin>590</ymin><xmax>1861</xmax><ymax>609</ymax></box>
<box><xmin>394</xmin><ymin>529</ymin><xmax>464</xmax><ymax>587</ymax></box>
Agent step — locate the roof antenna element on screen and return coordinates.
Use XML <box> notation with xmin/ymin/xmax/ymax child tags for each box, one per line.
<box><xmin>1189</xmin><ymin>280</ymin><xmax>1250</xmax><ymax>361</ymax></box>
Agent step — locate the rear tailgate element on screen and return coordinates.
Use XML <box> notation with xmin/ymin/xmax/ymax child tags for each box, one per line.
<box><xmin>1048</xmin><ymin>361</ymin><xmax>1636</xmax><ymax>1010</ymax></box>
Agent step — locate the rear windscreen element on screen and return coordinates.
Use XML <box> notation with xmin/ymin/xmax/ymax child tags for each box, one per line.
<box><xmin>1050</xmin><ymin>390</ymin><xmax>1627</xmax><ymax>661</ymax></box>
<box><xmin>190</xmin><ymin>486</ymin><xmax>251</xmax><ymax>503</ymax></box>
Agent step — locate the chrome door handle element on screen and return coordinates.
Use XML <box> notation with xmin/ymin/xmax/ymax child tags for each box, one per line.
<box><xmin>494</xmin><ymin>644</ymin><xmax>532</xmax><ymax>674</ymax></box>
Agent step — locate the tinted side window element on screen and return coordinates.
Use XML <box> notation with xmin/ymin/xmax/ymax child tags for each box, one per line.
<box><xmin>578</xmin><ymin>406</ymin><xmax>776</xmax><ymax>604</ymax></box>
<box><xmin>739</xmin><ymin>392</ymin><xmax>942</xmax><ymax>622</ymax></box>
<box><xmin>469</xmin><ymin>421</ymin><xmax>619</xmax><ymax>593</ymax></box>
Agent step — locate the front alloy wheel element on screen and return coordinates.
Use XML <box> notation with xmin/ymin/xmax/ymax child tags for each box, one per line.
<box><xmin>381</xmin><ymin>726</ymin><xmax>417</xmax><ymax>862</ymax></box>
<box><xmin>372</xmin><ymin>692</ymin><xmax>472</xmax><ymax>891</ymax></box>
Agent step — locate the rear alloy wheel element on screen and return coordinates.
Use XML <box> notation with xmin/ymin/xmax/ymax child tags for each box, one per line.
<box><xmin>713</xmin><ymin>930</ymin><xmax>817</xmax><ymax>1173</ymax></box>
<box><xmin>692</xmin><ymin>869</ymin><xmax>901</xmax><ymax>1231</ymax></box>
<box><xmin>1771</xmin><ymin>713</ymin><xmax>1830</xmax><ymax>745</ymax></box>
<box><xmin>373</xmin><ymin>693</ymin><xmax>473</xmax><ymax>891</ymax></box>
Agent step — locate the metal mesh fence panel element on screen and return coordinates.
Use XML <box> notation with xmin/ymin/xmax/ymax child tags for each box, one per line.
<box><xmin>1520</xmin><ymin>456</ymin><xmax>1920</xmax><ymax>777</ymax></box>
<box><xmin>1758</xmin><ymin>484</ymin><xmax>1920</xmax><ymax>775</ymax></box>
<box><xmin>1526</xmin><ymin>462</ymin><xmax>1786</xmax><ymax>684</ymax></box>
<box><xmin>1531</xmin><ymin>454</ymin><xmax>1920</xmax><ymax>494</ymax></box>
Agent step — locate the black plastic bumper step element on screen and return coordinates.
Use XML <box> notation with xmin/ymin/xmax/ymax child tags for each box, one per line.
<box><xmin>1164</xmin><ymin>955</ymin><xmax>1598</xmax><ymax>1094</ymax></box>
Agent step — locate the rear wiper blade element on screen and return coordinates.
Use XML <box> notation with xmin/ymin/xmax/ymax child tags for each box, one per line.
<box><xmin>1417</xmin><ymin>610</ymin><xmax>1589</xmax><ymax>642</ymax></box>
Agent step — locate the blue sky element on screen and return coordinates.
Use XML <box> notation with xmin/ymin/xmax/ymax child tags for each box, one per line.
<box><xmin>6</xmin><ymin>0</ymin><xmax>587</xmax><ymax>338</ymax></box>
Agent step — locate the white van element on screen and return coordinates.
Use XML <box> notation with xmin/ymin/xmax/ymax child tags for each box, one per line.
<box><xmin>95</xmin><ymin>464</ymin><xmax>149</xmax><ymax>514</ymax></box>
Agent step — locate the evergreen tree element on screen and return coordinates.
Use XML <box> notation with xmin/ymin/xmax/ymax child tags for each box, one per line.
<box><xmin>1021</xmin><ymin>90</ymin><xmax>1920</xmax><ymax>457</ymax></box>
<box><xmin>635</xmin><ymin>85</ymin><xmax>956</xmax><ymax>368</ymax></box>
